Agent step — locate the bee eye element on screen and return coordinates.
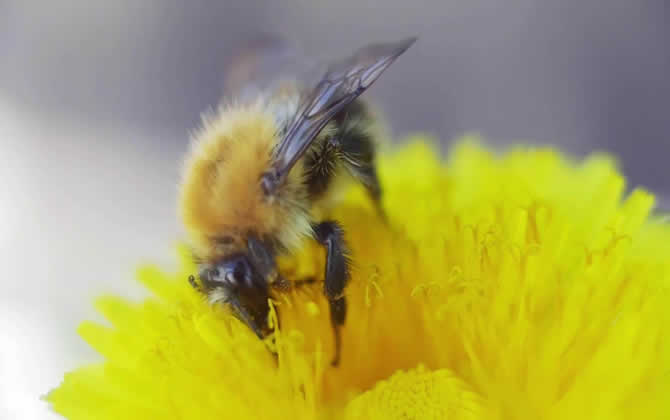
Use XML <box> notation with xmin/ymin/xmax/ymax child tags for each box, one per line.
<box><xmin>219</xmin><ymin>256</ymin><xmax>254</xmax><ymax>286</ymax></box>
<box><xmin>234</xmin><ymin>260</ymin><xmax>250</xmax><ymax>282</ymax></box>
<box><xmin>226</xmin><ymin>260</ymin><xmax>248</xmax><ymax>284</ymax></box>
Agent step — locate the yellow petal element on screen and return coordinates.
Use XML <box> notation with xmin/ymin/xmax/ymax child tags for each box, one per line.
<box><xmin>47</xmin><ymin>137</ymin><xmax>670</xmax><ymax>420</ymax></box>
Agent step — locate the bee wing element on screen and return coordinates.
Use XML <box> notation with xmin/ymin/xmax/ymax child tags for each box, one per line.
<box><xmin>264</xmin><ymin>38</ymin><xmax>416</xmax><ymax>191</ymax></box>
<box><xmin>222</xmin><ymin>35</ymin><xmax>317</xmax><ymax>103</ymax></box>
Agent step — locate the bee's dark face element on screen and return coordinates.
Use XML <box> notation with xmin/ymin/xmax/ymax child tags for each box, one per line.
<box><xmin>198</xmin><ymin>254</ymin><xmax>258</xmax><ymax>292</ymax></box>
<box><xmin>194</xmin><ymin>253</ymin><xmax>273</xmax><ymax>339</ymax></box>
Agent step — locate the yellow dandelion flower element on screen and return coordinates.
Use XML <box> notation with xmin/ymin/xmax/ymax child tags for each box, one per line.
<box><xmin>47</xmin><ymin>136</ymin><xmax>670</xmax><ymax>419</ymax></box>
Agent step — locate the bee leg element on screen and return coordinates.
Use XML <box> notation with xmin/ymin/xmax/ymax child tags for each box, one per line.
<box><xmin>271</xmin><ymin>275</ymin><xmax>292</xmax><ymax>292</ymax></box>
<box><xmin>327</xmin><ymin>297</ymin><xmax>347</xmax><ymax>367</ymax></box>
<box><xmin>312</xmin><ymin>221</ymin><xmax>350</xmax><ymax>366</ymax></box>
<box><xmin>247</xmin><ymin>236</ymin><xmax>291</xmax><ymax>291</ymax></box>
<box><xmin>335</xmin><ymin>121</ymin><xmax>386</xmax><ymax>219</ymax></box>
<box><xmin>355</xmin><ymin>164</ymin><xmax>386</xmax><ymax>220</ymax></box>
<box><xmin>248</xmin><ymin>236</ymin><xmax>315</xmax><ymax>293</ymax></box>
<box><xmin>292</xmin><ymin>277</ymin><xmax>317</xmax><ymax>288</ymax></box>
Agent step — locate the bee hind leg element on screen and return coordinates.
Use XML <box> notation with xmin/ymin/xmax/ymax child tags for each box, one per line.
<box><xmin>335</xmin><ymin>121</ymin><xmax>386</xmax><ymax>219</ymax></box>
<box><xmin>312</xmin><ymin>221</ymin><xmax>350</xmax><ymax>367</ymax></box>
<box><xmin>354</xmin><ymin>164</ymin><xmax>386</xmax><ymax>220</ymax></box>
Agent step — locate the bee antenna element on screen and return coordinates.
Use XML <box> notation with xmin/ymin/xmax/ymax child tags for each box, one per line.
<box><xmin>188</xmin><ymin>275</ymin><xmax>200</xmax><ymax>291</ymax></box>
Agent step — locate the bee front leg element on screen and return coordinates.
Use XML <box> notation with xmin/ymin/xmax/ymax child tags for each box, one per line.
<box><xmin>312</xmin><ymin>221</ymin><xmax>350</xmax><ymax>366</ymax></box>
<box><xmin>247</xmin><ymin>236</ymin><xmax>291</xmax><ymax>291</ymax></box>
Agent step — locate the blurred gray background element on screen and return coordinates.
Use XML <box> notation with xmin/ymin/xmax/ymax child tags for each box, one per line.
<box><xmin>1</xmin><ymin>1</ymin><xmax>668</xmax><ymax>419</ymax></box>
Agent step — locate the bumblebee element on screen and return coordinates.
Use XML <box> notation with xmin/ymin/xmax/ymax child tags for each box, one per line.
<box><xmin>180</xmin><ymin>37</ymin><xmax>415</xmax><ymax>365</ymax></box>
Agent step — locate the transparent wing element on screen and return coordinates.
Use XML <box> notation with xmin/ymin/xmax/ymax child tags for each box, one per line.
<box><xmin>222</xmin><ymin>34</ymin><xmax>316</xmax><ymax>103</ymax></box>
<box><xmin>262</xmin><ymin>37</ymin><xmax>417</xmax><ymax>194</ymax></box>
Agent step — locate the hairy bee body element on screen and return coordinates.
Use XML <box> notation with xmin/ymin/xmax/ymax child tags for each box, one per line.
<box><xmin>180</xmin><ymin>93</ymin><xmax>377</xmax><ymax>263</ymax></box>
<box><xmin>180</xmin><ymin>97</ymin><xmax>310</xmax><ymax>263</ymax></box>
<box><xmin>179</xmin><ymin>37</ymin><xmax>415</xmax><ymax>365</ymax></box>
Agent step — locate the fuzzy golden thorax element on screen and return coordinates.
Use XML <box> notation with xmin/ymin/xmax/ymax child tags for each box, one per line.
<box><xmin>179</xmin><ymin>103</ymin><xmax>311</xmax><ymax>262</ymax></box>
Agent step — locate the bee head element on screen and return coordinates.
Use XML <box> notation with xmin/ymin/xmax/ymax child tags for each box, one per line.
<box><xmin>193</xmin><ymin>247</ymin><xmax>274</xmax><ymax>339</ymax></box>
<box><xmin>198</xmin><ymin>254</ymin><xmax>260</xmax><ymax>293</ymax></box>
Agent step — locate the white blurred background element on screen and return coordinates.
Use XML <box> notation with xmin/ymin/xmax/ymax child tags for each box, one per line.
<box><xmin>1</xmin><ymin>1</ymin><xmax>668</xmax><ymax>419</ymax></box>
